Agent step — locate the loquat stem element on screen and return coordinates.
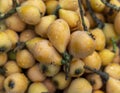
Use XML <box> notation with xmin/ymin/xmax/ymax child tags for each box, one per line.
<box><xmin>0</xmin><ymin>0</ymin><xmax>20</xmax><ymax>21</ymax></box>
<box><xmin>14</xmin><ymin>42</ymin><xmax>26</xmax><ymax>52</ymax></box>
<box><xmin>84</xmin><ymin>65</ymin><xmax>109</xmax><ymax>82</ymax></box>
<box><xmin>86</xmin><ymin>0</ymin><xmax>104</xmax><ymax>29</ymax></box>
<box><xmin>101</xmin><ymin>0</ymin><xmax>120</xmax><ymax>11</ymax></box>
<box><xmin>111</xmin><ymin>38</ymin><xmax>117</xmax><ymax>53</ymax></box>
<box><xmin>52</xmin><ymin>5</ymin><xmax>61</xmax><ymax>17</ymax></box>
<box><xmin>64</xmin><ymin>63</ymin><xmax>70</xmax><ymax>80</ymax></box>
<box><xmin>78</xmin><ymin>0</ymin><xmax>88</xmax><ymax>31</ymax></box>
<box><xmin>61</xmin><ymin>52</ymin><xmax>72</xmax><ymax>80</ymax></box>
<box><xmin>0</xmin><ymin>8</ymin><xmax>17</xmax><ymax>21</ymax></box>
<box><xmin>78</xmin><ymin>0</ymin><xmax>96</xmax><ymax>40</ymax></box>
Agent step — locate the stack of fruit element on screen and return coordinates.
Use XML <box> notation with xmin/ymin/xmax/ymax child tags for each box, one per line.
<box><xmin>0</xmin><ymin>0</ymin><xmax>120</xmax><ymax>93</ymax></box>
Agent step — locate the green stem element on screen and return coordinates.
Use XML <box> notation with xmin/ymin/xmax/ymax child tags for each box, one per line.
<box><xmin>111</xmin><ymin>38</ymin><xmax>117</xmax><ymax>53</ymax></box>
<box><xmin>14</xmin><ymin>42</ymin><xmax>26</xmax><ymax>52</ymax></box>
<box><xmin>0</xmin><ymin>0</ymin><xmax>20</xmax><ymax>21</ymax></box>
<box><xmin>78</xmin><ymin>0</ymin><xmax>88</xmax><ymax>31</ymax></box>
<box><xmin>0</xmin><ymin>8</ymin><xmax>17</xmax><ymax>21</ymax></box>
<box><xmin>86</xmin><ymin>0</ymin><xmax>104</xmax><ymax>29</ymax></box>
<box><xmin>84</xmin><ymin>65</ymin><xmax>109</xmax><ymax>82</ymax></box>
<box><xmin>64</xmin><ymin>62</ymin><xmax>70</xmax><ymax>80</ymax></box>
<box><xmin>52</xmin><ymin>5</ymin><xmax>61</xmax><ymax>17</ymax></box>
<box><xmin>101</xmin><ymin>0</ymin><xmax>120</xmax><ymax>11</ymax></box>
<box><xmin>78</xmin><ymin>0</ymin><xmax>95</xmax><ymax>40</ymax></box>
<box><xmin>61</xmin><ymin>52</ymin><xmax>72</xmax><ymax>80</ymax></box>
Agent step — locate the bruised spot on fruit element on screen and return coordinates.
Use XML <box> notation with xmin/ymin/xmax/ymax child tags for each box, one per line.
<box><xmin>8</xmin><ymin>80</ymin><xmax>15</xmax><ymax>89</ymax></box>
<box><xmin>74</xmin><ymin>69</ymin><xmax>82</xmax><ymax>75</ymax></box>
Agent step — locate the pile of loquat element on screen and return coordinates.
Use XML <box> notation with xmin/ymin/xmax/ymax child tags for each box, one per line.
<box><xmin>0</xmin><ymin>0</ymin><xmax>120</xmax><ymax>93</ymax></box>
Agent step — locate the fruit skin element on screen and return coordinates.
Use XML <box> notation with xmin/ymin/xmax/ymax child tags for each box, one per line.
<box><xmin>67</xmin><ymin>78</ymin><xmax>92</xmax><ymax>93</ymax></box>
<box><xmin>106</xmin><ymin>77</ymin><xmax>120</xmax><ymax>93</ymax></box>
<box><xmin>86</xmin><ymin>74</ymin><xmax>103</xmax><ymax>90</ymax></box>
<box><xmin>90</xmin><ymin>28</ymin><xmax>106</xmax><ymax>51</ymax></box>
<box><xmin>83</xmin><ymin>51</ymin><xmax>102</xmax><ymax>72</ymax></box>
<box><xmin>0</xmin><ymin>52</ymin><xmax>7</xmax><ymax>66</ymax></box>
<box><xmin>26</xmin><ymin>37</ymin><xmax>43</xmax><ymax>53</ymax></box>
<box><xmin>99</xmin><ymin>49</ymin><xmax>115</xmax><ymax>66</ymax></box>
<box><xmin>83</xmin><ymin>16</ymin><xmax>90</xmax><ymax>30</ymax></box>
<box><xmin>22</xmin><ymin>0</ymin><xmax>46</xmax><ymax>16</ymax></box>
<box><xmin>0</xmin><ymin>0</ymin><xmax>13</xmax><ymax>13</ymax></box>
<box><xmin>68</xmin><ymin>31</ymin><xmax>95</xmax><ymax>58</ymax></box>
<box><xmin>5</xmin><ymin>14</ymin><xmax>26</xmax><ymax>32</ymax></box>
<box><xmin>0</xmin><ymin>21</ymin><xmax>7</xmax><ymax>31</ymax></box>
<box><xmin>52</xmin><ymin>72</ymin><xmax>71</xmax><ymax>90</ymax></box>
<box><xmin>35</xmin><ymin>15</ymin><xmax>56</xmax><ymax>38</ymax></box>
<box><xmin>43</xmin><ymin>79</ymin><xmax>56</xmax><ymax>93</ymax></box>
<box><xmin>59</xmin><ymin>0</ymin><xmax>78</xmax><ymax>11</ymax></box>
<box><xmin>0</xmin><ymin>90</ymin><xmax>6</xmax><ymax>93</ymax></box>
<box><xmin>59</xmin><ymin>9</ymin><xmax>80</xmax><ymax>29</ymax></box>
<box><xmin>0</xmin><ymin>31</ymin><xmax>12</xmax><ymax>53</ymax></box>
<box><xmin>4</xmin><ymin>61</ymin><xmax>22</xmax><ymax>76</ymax></box>
<box><xmin>17</xmin><ymin>5</ymin><xmax>41</xmax><ymax>25</ymax></box>
<box><xmin>114</xmin><ymin>12</ymin><xmax>120</xmax><ymax>35</ymax></box>
<box><xmin>0</xmin><ymin>75</ymin><xmax>5</xmax><ymax>90</ymax></box>
<box><xmin>4</xmin><ymin>73</ymin><xmax>29</xmax><ymax>93</ymax></box>
<box><xmin>86</xmin><ymin>12</ymin><xmax>105</xmax><ymax>28</ymax></box>
<box><xmin>20</xmin><ymin>29</ymin><xmax>37</xmax><ymax>42</ymax></box>
<box><xmin>16</xmin><ymin>49</ymin><xmax>35</xmax><ymax>69</ymax></box>
<box><xmin>103</xmin><ymin>0</ymin><xmax>120</xmax><ymax>23</ymax></box>
<box><xmin>39</xmin><ymin>63</ymin><xmax>61</xmax><ymax>77</ymax></box>
<box><xmin>69</xmin><ymin>58</ymin><xmax>85</xmax><ymax>77</ymax></box>
<box><xmin>27</xmin><ymin>64</ymin><xmax>46</xmax><ymax>82</ymax></box>
<box><xmin>28</xmin><ymin>82</ymin><xmax>48</xmax><ymax>93</ymax></box>
<box><xmin>93</xmin><ymin>90</ymin><xmax>104</xmax><ymax>93</ymax></box>
<box><xmin>104</xmin><ymin>63</ymin><xmax>120</xmax><ymax>80</ymax></box>
<box><xmin>26</xmin><ymin>38</ymin><xmax>62</xmax><ymax>65</ymax></box>
<box><xmin>47</xmin><ymin>19</ymin><xmax>70</xmax><ymax>53</ymax></box>
<box><xmin>45</xmin><ymin>0</ymin><xmax>59</xmax><ymax>15</ymax></box>
<box><xmin>90</xmin><ymin>0</ymin><xmax>105</xmax><ymax>12</ymax></box>
<box><xmin>103</xmin><ymin>23</ymin><xmax>118</xmax><ymax>44</ymax></box>
<box><xmin>5</xmin><ymin>29</ymin><xmax>19</xmax><ymax>49</ymax></box>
